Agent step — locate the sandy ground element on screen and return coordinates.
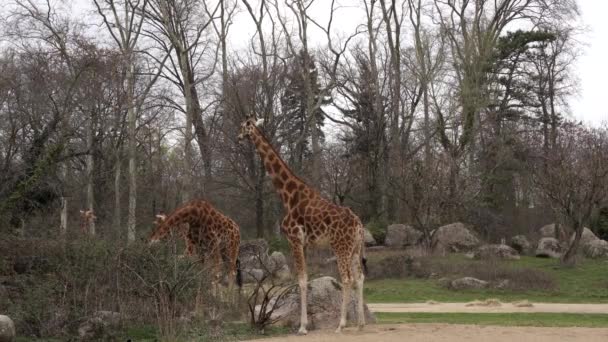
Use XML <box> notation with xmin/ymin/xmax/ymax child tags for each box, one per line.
<box><xmin>368</xmin><ymin>302</ymin><xmax>608</xmax><ymax>314</ymax></box>
<box><xmin>248</xmin><ymin>324</ymin><xmax>608</xmax><ymax>342</ymax></box>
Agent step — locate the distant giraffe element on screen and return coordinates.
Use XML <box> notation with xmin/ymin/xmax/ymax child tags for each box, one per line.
<box><xmin>238</xmin><ymin>117</ymin><xmax>366</xmax><ymax>334</ymax></box>
<box><xmin>148</xmin><ymin>199</ymin><xmax>242</xmax><ymax>290</ymax></box>
<box><xmin>79</xmin><ymin>209</ymin><xmax>96</xmax><ymax>235</ymax></box>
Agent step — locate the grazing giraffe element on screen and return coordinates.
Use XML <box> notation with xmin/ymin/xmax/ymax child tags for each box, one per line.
<box><xmin>79</xmin><ymin>209</ymin><xmax>96</xmax><ymax>235</ymax></box>
<box><xmin>238</xmin><ymin>117</ymin><xmax>366</xmax><ymax>334</ymax></box>
<box><xmin>152</xmin><ymin>212</ymin><xmax>197</xmax><ymax>257</ymax></box>
<box><xmin>148</xmin><ymin>199</ymin><xmax>242</xmax><ymax>290</ymax></box>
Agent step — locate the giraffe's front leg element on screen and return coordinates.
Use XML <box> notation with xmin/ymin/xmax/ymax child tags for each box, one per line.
<box><xmin>290</xmin><ymin>240</ymin><xmax>308</xmax><ymax>335</ymax></box>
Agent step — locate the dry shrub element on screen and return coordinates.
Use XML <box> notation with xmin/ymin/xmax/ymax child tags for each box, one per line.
<box><xmin>0</xmin><ymin>236</ymin><xmax>224</xmax><ymax>340</ymax></box>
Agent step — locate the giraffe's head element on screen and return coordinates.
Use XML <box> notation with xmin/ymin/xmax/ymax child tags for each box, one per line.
<box><xmin>237</xmin><ymin>116</ymin><xmax>264</xmax><ymax>142</ymax></box>
<box><xmin>148</xmin><ymin>213</ymin><xmax>167</xmax><ymax>244</ymax></box>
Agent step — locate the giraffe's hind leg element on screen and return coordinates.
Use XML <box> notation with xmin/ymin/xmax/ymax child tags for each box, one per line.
<box><xmin>334</xmin><ymin>249</ymin><xmax>353</xmax><ymax>333</ymax></box>
<box><xmin>288</xmin><ymin>238</ymin><xmax>308</xmax><ymax>335</ymax></box>
<box><xmin>351</xmin><ymin>249</ymin><xmax>365</xmax><ymax>330</ymax></box>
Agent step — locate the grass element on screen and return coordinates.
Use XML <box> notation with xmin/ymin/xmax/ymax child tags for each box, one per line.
<box><xmin>365</xmin><ymin>256</ymin><xmax>608</xmax><ymax>303</ymax></box>
<box><xmin>376</xmin><ymin>312</ymin><xmax>608</xmax><ymax>328</ymax></box>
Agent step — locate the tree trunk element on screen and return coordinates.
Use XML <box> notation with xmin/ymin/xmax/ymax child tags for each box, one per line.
<box><xmin>114</xmin><ymin>152</ymin><xmax>122</xmax><ymax>239</ymax></box>
<box><xmin>127</xmin><ymin>62</ymin><xmax>137</xmax><ymax>243</ymax></box>
<box><xmin>561</xmin><ymin>222</ymin><xmax>583</xmax><ymax>266</ymax></box>
<box><xmin>60</xmin><ymin>196</ymin><xmax>68</xmax><ymax>237</ymax></box>
<box><xmin>179</xmin><ymin>51</ymin><xmax>194</xmax><ymax>202</ymax></box>
<box><xmin>86</xmin><ymin>113</ymin><xmax>96</xmax><ymax>236</ymax></box>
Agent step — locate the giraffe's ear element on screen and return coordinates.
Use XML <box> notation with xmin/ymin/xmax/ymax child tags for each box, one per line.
<box><xmin>255</xmin><ymin>118</ymin><xmax>265</xmax><ymax>127</ymax></box>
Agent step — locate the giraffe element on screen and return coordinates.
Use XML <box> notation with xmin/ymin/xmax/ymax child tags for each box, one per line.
<box><xmin>152</xmin><ymin>212</ymin><xmax>197</xmax><ymax>257</ymax></box>
<box><xmin>238</xmin><ymin>117</ymin><xmax>366</xmax><ymax>334</ymax></box>
<box><xmin>148</xmin><ymin>199</ymin><xmax>242</xmax><ymax>291</ymax></box>
<box><xmin>79</xmin><ymin>209</ymin><xmax>96</xmax><ymax>235</ymax></box>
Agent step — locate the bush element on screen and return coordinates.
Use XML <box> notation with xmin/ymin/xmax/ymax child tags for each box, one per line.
<box><xmin>268</xmin><ymin>236</ymin><xmax>290</xmax><ymax>254</ymax></box>
<box><xmin>0</xmin><ymin>237</ymin><xmax>227</xmax><ymax>340</ymax></box>
<box><xmin>366</xmin><ymin>218</ymin><xmax>388</xmax><ymax>245</ymax></box>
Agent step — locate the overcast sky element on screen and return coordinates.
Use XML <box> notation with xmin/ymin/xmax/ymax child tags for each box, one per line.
<box><xmin>571</xmin><ymin>0</ymin><xmax>607</xmax><ymax>126</ymax></box>
<box><xmin>68</xmin><ymin>0</ymin><xmax>606</xmax><ymax>126</ymax></box>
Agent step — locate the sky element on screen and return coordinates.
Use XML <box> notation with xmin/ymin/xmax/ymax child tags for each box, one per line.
<box><xmin>571</xmin><ymin>0</ymin><xmax>608</xmax><ymax>126</ymax></box>
<box><xmin>64</xmin><ymin>0</ymin><xmax>607</xmax><ymax>126</ymax></box>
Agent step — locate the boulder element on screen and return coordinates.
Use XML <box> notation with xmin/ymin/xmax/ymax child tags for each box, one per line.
<box><xmin>239</xmin><ymin>239</ymin><xmax>270</xmax><ymax>269</ymax></box>
<box><xmin>0</xmin><ymin>315</ymin><xmax>16</xmax><ymax>342</ymax></box>
<box><xmin>363</xmin><ymin>229</ymin><xmax>377</xmax><ymax>246</ymax></box>
<box><xmin>269</xmin><ymin>251</ymin><xmax>287</xmax><ymax>271</ymax></box>
<box><xmin>509</xmin><ymin>235</ymin><xmax>531</xmax><ymax>254</ymax></box>
<box><xmin>450</xmin><ymin>277</ymin><xmax>488</xmax><ymax>290</ymax></box>
<box><xmin>583</xmin><ymin>240</ymin><xmax>608</xmax><ymax>259</ymax></box>
<box><xmin>539</xmin><ymin>223</ymin><xmax>568</xmax><ymax>240</ymax></box>
<box><xmin>431</xmin><ymin>223</ymin><xmax>480</xmax><ymax>253</ymax></box>
<box><xmin>570</xmin><ymin>227</ymin><xmax>600</xmax><ymax>246</ymax></box>
<box><xmin>242</xmin><ymin>268</ymin><xmax>265</xmax><ymax>284</ymax></box>
<box><xmin>269</xmin><ymin>276</ymin><xmax>376</xmax><ymax>330</ymax></box>
<box><xmin>268</xmin><ymin>252</ymin><xmax>291</xmax><ymax>280</ymax></box>
<box><xmin>78</xmin><ymin>311</ymin><xmax>121</xmax><ymax>341</ymax></box>
<box><xmin>239</xmin><ymin>239</ymin><xmax>269</xmax><ymax>258</ymax></box>
<box><xmin>384</xmin><ymin>224</ymin><xmax>422</xmax><ymax>248</ymax></box>
<box><xmin>472</xmin><ymin>244</ymin><xmax>520</xmax><ymax>260</ymax></box>
<box><xmin>535</xmin><ymin>237</ymin><xmax>562</xmax><ymax>258</ymax></box>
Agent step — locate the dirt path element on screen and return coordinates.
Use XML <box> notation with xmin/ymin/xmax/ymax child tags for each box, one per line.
<box><xmin>249</xmin><ymin>324</ymin><xmax>608</xmax><ymax>342</ymax></box>
<box><xmin>368</xmin><ymin>302</ymin><xmax>608</xmax><ymax>314</ymax></box>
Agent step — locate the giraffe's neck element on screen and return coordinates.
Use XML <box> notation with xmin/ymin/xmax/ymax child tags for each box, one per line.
<box><xmin>249</xmin><ymin>126</ymin><xmax>308</xmax><ymax>209</ymax></box>
<box><xmin>151</xmin><ymin>208</ymin><xmax>192</xmax><ymax>240</ymax></box>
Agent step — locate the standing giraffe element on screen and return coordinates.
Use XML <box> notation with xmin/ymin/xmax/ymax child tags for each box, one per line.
<box><xmin>148</xmin><ymin>199</ymin><xmax>242</xmax><ymax>290</ymax></box>
<box><xmin>238</xmin><ymin>117</ymin><xmax>366</xmax><ymax>334</ymax></box>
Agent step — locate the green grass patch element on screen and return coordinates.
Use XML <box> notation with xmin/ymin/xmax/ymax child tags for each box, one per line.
<box><xmin>375</xmin><ymin>312</ymin><xmax>608</xmax><ymax>328</ymax></box>
<box><xmin>365</xmin><ymin>256</ymin><xmax>608</xmax><ymax>303</ymax></box>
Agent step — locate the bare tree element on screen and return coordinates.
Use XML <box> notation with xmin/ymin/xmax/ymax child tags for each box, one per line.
<box><xmin>93</xmin><ymin>0</ymin><xmax>168</xmax><ymax>242</ymax></box>
<box><xmin>531</xmin><ymin>123</ymin><xmax>608</xmax><ymax>266</ymax></box>
<box><xmin>140</xmin><ymin>0</ymin><xmax>220</xmax><ymax>199</ymax></box>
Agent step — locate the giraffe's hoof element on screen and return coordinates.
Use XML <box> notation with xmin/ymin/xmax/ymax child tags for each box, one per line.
<box><xmin>357</xmin><ymin>324</ymin><xmax>365</xmax><ymax>331</ymax></box>
<box><xmin>334</xmin><ymin>327</ymin><xmax>343</xmax><ymax>334</ymax></box>
<box><xmin>297</xmin><ymin>327</ymin><xmax>308</xmax><ymax>335</ymax></box>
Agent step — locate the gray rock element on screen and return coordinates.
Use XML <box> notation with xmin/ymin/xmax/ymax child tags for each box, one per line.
<box><xmin>431</xmin><ymin>223</ymin><xmax>480</xmax><ymax>253</ymax></box>
<box><xmin>510</xmin><ymin>235</ymin><xmax>531</xmax><ymax>254</ymax></box>
<box><xmin>535</xmin><ymin>237</ymin><xmax>562</xmax><ymax>258</ymax></box>
<box><xmin>570</xmin><ymin>227</ymin><xmax>600</xmax><ymax>247</ymax></box>
<box><xmin>239</xmin><ymin>239</ymin><xmax>269</xmax><ymax>259</ymax></box>
<box><xmin>583</xmin><ymin>240</ymin><xmax>608</xmax><ymax>259</ymax></box>
<box><xmin>78</xmin><ymin>311</ymin><xmax>121</xmax><ymax>341</ymax></box>
<box><xmin>242</xmin><ymin>268</ymin><xmax>265</xmax><ymax>283</ymax></box>
<box><xmin>270</xmin><ymin>276</ymin><xmax>375</xmax><ymax>330</ymax></box>
<box><xmin>385</xmin><ymin>224</ymin><xmax>422</xmax><ymax>248</ymax></box>
<box><xmin>539</xmin><ymin>223</ymin><xmax>568</xmax><ymax>240</ymax></box>
<box><xmin>239</xmin><ymin>239</ymin><xmax>270</xmax><ymax>269</ymax></box>
<box><xmin>472</xmin><ymin>244</ymin><xmax>520</xmax><ymax>260</ymax></box>
<box><xmin>450</xmin><ymin>277</ymin><xmax>489</xmax><ymax>290</ymax></box>
<box><xmin>269</xmin><ymin>251</ymin><xmax>287</xmax><ymax>271</ymax></box>
<box><xmin>364</xmin><ymin>229</ymin><xmax>377</xmax><ymax>246</ymax></box>
<box><xmin>0</xmin><ymin>315</ymin><xmax>16</xmax><ymax>342</ymax></box>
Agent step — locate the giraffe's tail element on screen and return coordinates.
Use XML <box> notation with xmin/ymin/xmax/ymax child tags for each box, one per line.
<box><xmin>236</xmin><ymin>258</ymin><xmax>243</xmax><ymax>288</ymax></box>
<box><xmin>360</xmin><ymin>227</ymin><xmax>368</xmax><ymax>276</ymax></box>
